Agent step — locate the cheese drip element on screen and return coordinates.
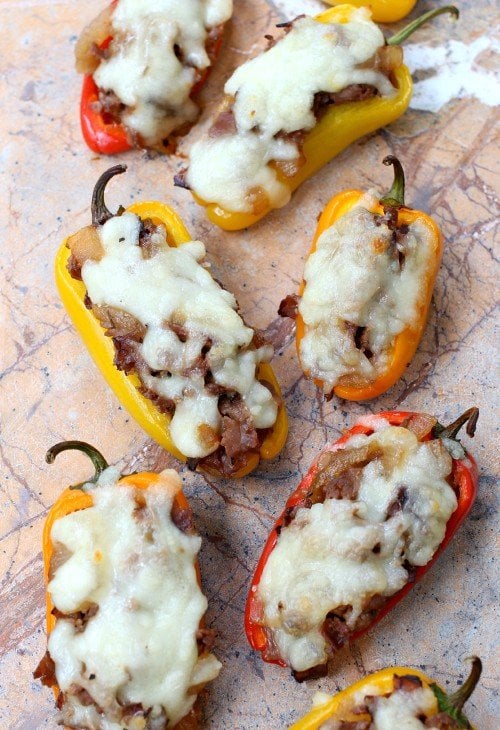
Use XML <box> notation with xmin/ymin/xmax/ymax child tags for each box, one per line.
<box><xmin>82</xmin><ymin>213</ymin><xmax>277</xmax><ymax>458</ymax></box>
<box><xmin>257</xmin><ymin>426</ymin><xmax>457</xmax><ymax>672</ymax></box>
<box><xmin>319</xmin><ymin>684</ymin><xmax>439</xmax><ymax>729</ymax></box>
<box><xmin>48</xmin><ymin>470</ymin><xmax>221</xmax><ymax>729</ymax></box>
<box><xmin>186</xmin><ymin>10</ymin><xmax>396</xmax><ymax>213</ymax></box>
<box><xmin>298</xmin><ymin>195</ymin><xmax>434</xmax><ymax>391</ymax></box>
<box><xmin>93</xmin><ymin>0</ymin><xmax>233</xmax><ymax>146</ymax></box>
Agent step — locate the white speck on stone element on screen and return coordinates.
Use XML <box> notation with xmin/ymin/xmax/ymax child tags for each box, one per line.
<box><xmin>405</xmin><ymin>37</ymin><xmax>500</xmax><ymax>112</ymax></box>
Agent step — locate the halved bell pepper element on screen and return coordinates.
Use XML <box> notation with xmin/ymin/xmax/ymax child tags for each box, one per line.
<box><xmin>325</xmin><ymin>0</ymin><xmax>418</xmax><ymax>24</ymax></box>
<box><xmin>294</xmin><ymin>155</ymin><xmax>443</xmax><ymax>401</ymax></box>
<box><xmin>33</xmin><ymin>440</ymin><xmax>215</xmax><ymax>727</ymax></box>
<box><xmin>55</xmin><ymin>166</ymin><xmax>288</xmax><ymax>478</ymax></box>
<box><xmin>186</xmin><ymin>5</ymin><xmax>458</xmax><ymax>230</ymax></box>
<box><xmin>245</xmin><ymin>408</ymin><xmax>478</xmax><ymax>673</ymax></box>
<box><xmin>76</xmin><ymin>1</ymin><xmax>228</xmax><ymax>154</ymax></box>
<box><xmin>290</xmin><ymin>657</ymin><xmax>482</xmax><ymax>729</ymax></box>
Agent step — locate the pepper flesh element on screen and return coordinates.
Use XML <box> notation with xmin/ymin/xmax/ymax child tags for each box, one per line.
<box><xmin>38</xmin><ymin>442</ymin><xmax>197</xmax><ymax>702</ymax></box>
<box><xmin>245</xmin><ymin>409</ymin><xmax>478</xmax><ymax>668</ymax></box>
<box><xmin>78</xmin><ymin>1</ymin><xmax>226</xmax><ymax>155</ymax></box>
<box><xmin>324</xmin><ymin>0</ymin><xmax>418</xmax><ymax>23</ymax></box>
<box><xmin>55</xmin><ymin>178</ymin><xmax>288</xmax><ymax>478</ymax></box>
<box><xmin>295</xmin><ymin>156</ymin><xmax>443</xmax><ymax>400</ymax></box>
<box><xmin>289</xmin><ymin>659</ymin><xmax>481</xmax><ymax>729</ymax></box>
<box><xmin>190</xmin><ymin>5</ymin><xmax>413</xmax><ymax>230</ymax></box>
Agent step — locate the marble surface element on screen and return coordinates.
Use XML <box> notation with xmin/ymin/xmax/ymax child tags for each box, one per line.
<box><xmin>1</xmin><ymin>0</ymin><xmax>498</xmax><ymax>727</ymax></box>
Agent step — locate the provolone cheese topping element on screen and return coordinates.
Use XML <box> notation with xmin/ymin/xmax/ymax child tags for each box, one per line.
<box><xmin>47</xmin><ymin>470</ymin><xmax>221</xmax><ymax>729</ymax></box>
<box><xmin>82</xmin><ymin>213</ymin><xmax>277</xmax><ymax>459</ymax></box>
<box><xmin>298</xmin><ymin>195</ymin><xmax>435</xmax><ymax>392</ymax></box>
<box><xmin>257</xmin><ymin>425</ymin><xmax>457</xmax><ymax>672</ymax></box>
<box><xmin>186</xmin><ymin>10</ymin><xmax>395</xmax><ymax>213</ymax></box>
<box><xmin>319</xmin><ymin>684</ymin><xmax>439</xmax><ymax>729</ymax></box>
<box><xmin>93</xmin><ymin>0</ymin><xmax>233</xmax><ymax>146</ymax></box>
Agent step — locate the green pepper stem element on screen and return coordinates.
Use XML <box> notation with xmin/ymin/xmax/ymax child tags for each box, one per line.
<box><xmin>448</xmin><ymin>657</ymin><xmax>482</xmax><ymax>713</ymax></box>
<box><xmin>387</xmin><ymin>6</ymin><xmax>459</xmax><ymax>46</ymax></box>
<box><xmin>380</xmin><ymin>156</ymin><xmax>406</xmax><ymax>208</ymax></box>
<box><xmin>46</xmin><ymin>441</ymin><xmax>109</xmax><ymax>489</ymax></box>
<box><xmin>91</xmin><ymin>164</ymin><xmax>127</xmax><ymax>226</ymax></box>
<box><xmin>436</xmin><ymin>408</ymin><xmax>479</xmax><ymax>440</ymax></box>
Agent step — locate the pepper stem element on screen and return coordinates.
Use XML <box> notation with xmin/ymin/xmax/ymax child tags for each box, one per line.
<box><xmin>448</xmin><ymin>657</ymin><xmax>482</xmax><ymax>713</ymax></box>
<box><xmin>435</xmin><ymin>408</ymin><xmax>479</xmax><ymax>440</ymax></box>
<box><xmin>91</xmin><ymin>164</ymin><xmax>127</xmax><ymax>226</ymax></box>
<box><xmin>430</xmin><ymin>657</ymin><xmax>482</xmax><ymax>729</ymax></box>
<box><xmin>380</xmin><ymin>155</ymin><xmax>406</xmax><ymax>209</ymax></box>
<box><xmin>46</xmin><ymin>441</ymin><xmax>109</xmax><ymax>490</ymax></box>
<box><xmin>387</xmin><ymin>6</ymin><xmax>459</xmax><ymax>46</ymax></box>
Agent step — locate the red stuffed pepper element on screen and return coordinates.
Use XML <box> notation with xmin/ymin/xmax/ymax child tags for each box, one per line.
<box><xmin>246</xmin><ymin>408</ymin><xmax>478</xmax><ymax>681</ymax></box>
<box><xmin>75</xmin><ymin>0</ymin><xmax>233</xmax><ymax>154</ymax></box>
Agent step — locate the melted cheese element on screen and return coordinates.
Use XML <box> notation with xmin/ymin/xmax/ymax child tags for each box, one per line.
<box><xmin>82</xmin><ymin>213</ymin><xmax>277</xmax><ymax>458</ymax></box>
<box><xmin>369</xmin><ymin>686</ymin><xmax>439</xmax><ymax>729</ymax></box>
<box><xmin>298</xmin><ymin>196</ymin><xmax>435</xmax><ymax>391</ymax></box>
<box><xmin>257</xmin><ymin>426</ymin><xmax>457</xmax><ymax>672</ymax></box>
<box><xmin>48</xmin><ymin>470</ymin><xmax>221</xmax><ymax>729</ymax></box>
<box><xmin>93</xmin><ymin>0</ymin><xmax>233</xmax><ymax>146</ymax></box>
<box><xmin>319</xmin><ymin>684</ymin><xmax>439</xmax><ymax>729</ymax></box>
<box><xmin>186</xmin><ymin>10</ymin><xmax>395</xmax><ymax>213</ymax></box>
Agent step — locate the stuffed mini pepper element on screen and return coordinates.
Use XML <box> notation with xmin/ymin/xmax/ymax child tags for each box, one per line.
<box><xmin>290</xmin><ymin>657</ymin><xmax>482</xmax><ymax>729</ymax></box>
<box><xmin>246</xmin><ymin>409</ymin><xmax>478</xmax><ymax>680</ymax></box>
<box><xmin>175</xmin><ymin>5</ymin><xmax>457</xmax><ymax>230</ymax></box>
<box><xmin>75</xmin><ymin>0</ymin><xmax>233</xmax><ymax>153</ymax></box>
<box><xmin>282</xmin><ymin>156</ymin><xmax>442</xmax><ymax>401</ymax></box>
<box><xmin>34</xmin><ymin>441</ymin><xmax>221</xmax><ymax>728</ymax></box>
<box><xmin>55</xmin><ymin>165</ymin><xmax>287</xmax><ymax>477</ymax></box>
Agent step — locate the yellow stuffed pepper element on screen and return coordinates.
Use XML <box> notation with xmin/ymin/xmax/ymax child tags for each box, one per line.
<box><xmin>55</xmin><ymin>165</ymin><xmax>287</xmax><ymax>478</ymax></box>
<box><xmin>290</xmin><ymin>658</ymin><xmax>482</xmax><ymax>729</ymax></box>
<box><xmin>175</xmin><ymin>6</ymin><xmax>458</xmax><ymax>230</ymax></box>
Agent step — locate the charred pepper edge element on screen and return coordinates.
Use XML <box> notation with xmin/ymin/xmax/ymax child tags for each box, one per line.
<box><xmin>289</xmin><ymin>657</ymin><xmax>481</xmax><ymax>729</ymax></box>
<box><xmin>245</xmin><ymin>409</ymin><xmax>478</xmax><ymax>673</ymax></box>
<box><xmin>56</xmin><ymin>169</ymin><xmax>288</xmax><ymax>477</ymax></box>
<box><xmin>183</xmin><ymin>4</ymin><xmax>459</xmax><ymax>231</ymax></box>
<box><xmin>294</xmin><ymin>156</ymin><xmax>443</xmax><ymax>401</ymax></box>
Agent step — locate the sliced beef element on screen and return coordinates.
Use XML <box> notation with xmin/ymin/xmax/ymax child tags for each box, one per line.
<box><xmin>400</xmin><ymin>413</ymin><xmax>438</xmax><ymax>440</ymax></box>
<box><xmin>393</xmin><ymin>674</ymin><xmax>423</xmax><ymax>692</ymax></box>
<box><xmin>138</xmin><ymin>384</ymin><xmax>176</xmax><ymax>415</ymax></box>
<box><xmin>312</xmin><ymin>84</ymin><xmax>378</xmax><ymax>120</ymax></box>
<box><xmin>322</xmin><ymin>612</ymin><xmax>351</xmax><ymax>650</ymax></box>
<box><xmin>171</xmin><ymin>501</ymin><xmax>196</xmax><ymax>535</ymax></box>
<box><xmin>93</xmin><ymin>305</ymin><xmax>146</xmax><ymax>341</ymax></box>
<box><xmin>209</xmin><ymin>109</ymin><xmax>237</xmax><ymax>138</ymax></box>
<box><xmin>309</xmin><ymin>444</ymin><xmax>381</xmax><ymax>504</ymax></box>
<box><xmin>219</xmin><ymin>393</ymin><xmax>259</xmax><ymax>459</ymax></box>
<box><xmin>278</xmin><ymin>293</ymin><xmax>299</xmax><ymax>320</ymax></box>
<box><xmin>67</xmin><ymin>253</ymin><xmax>83</xmax><ymax>280</ymax></box>
<box><xmin>51</xmin><ymin>603</ymin><xmax>99</xmax><ymax>633</ymax></box>
<box><xmin>95</xmin><ymin>88</ymin><xmax>126</xmax><ymax>123</ymax></box>
<box><xmin>33</xmin><ymin>651</ymin><xmax>57</xmax><ymax>688</ymax></box>
<box><xmin>292</xmin><ymin>662</ymin><xmax>328</xmax><ymax>683</ymax></box>
<box><xmin>113</xmin><ymin>336</ymin><xmax>146</xmax><ymax>374</ymax></box>
<box><xmin>337</xmin><ymin>722</ymin><xmax>371</xmax><ymax>730</ymax></box>
<box><xmin>386</xmin><ymin>485</ymin><xmax>408</xmax><ymax>518</ymax></box>
<box><xmin>138</xmin><ymin>218</ymin><xmax>165</xmax><ymax>259</ymax></box>
<box><xmin>196</xmin><ymin>627</ymin><xmax>216</xmax><ymax>655</ymax></box>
